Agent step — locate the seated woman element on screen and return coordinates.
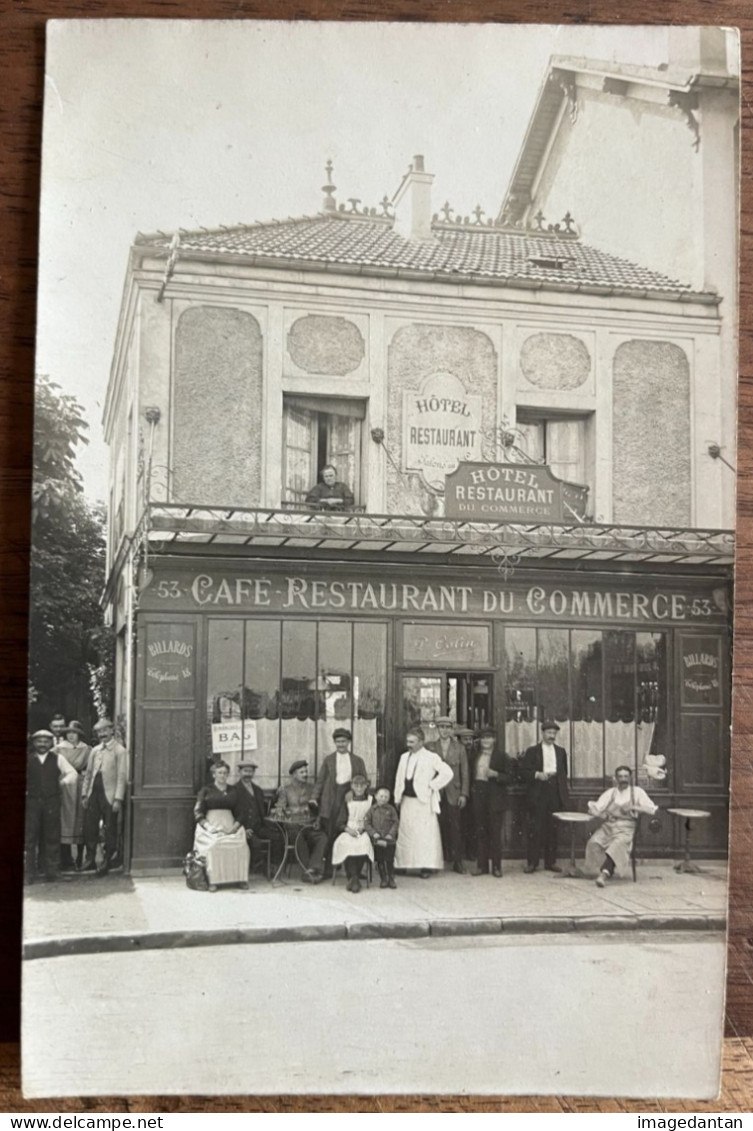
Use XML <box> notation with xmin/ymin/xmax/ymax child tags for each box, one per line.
<box><xmin>193</xmin><ymin>760</ymin><xmax>250</xmax><ymax>891</ymax></box>
<box><xmin>331</xmin><ymin>774</ymin><xmax>374</xmax><ymax>893</ymax></box>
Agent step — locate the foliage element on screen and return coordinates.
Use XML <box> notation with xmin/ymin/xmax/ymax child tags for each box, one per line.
<box><xmin>29</xmin><ymin>377</ymin><xmax>113</xmax><ymax>724</ymax></box>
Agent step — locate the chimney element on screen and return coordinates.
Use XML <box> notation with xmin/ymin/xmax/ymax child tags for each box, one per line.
<box><xmin>667</xmin><ymin>27</ymin><xmax>730</xmax><ymax>76</ymax></box>
<box><xmin>392</xmin><ymin>155</ymin><xmax>435</xmax><ymax>242</ymax></box>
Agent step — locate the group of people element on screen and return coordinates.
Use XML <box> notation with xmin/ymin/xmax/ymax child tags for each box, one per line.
<box><xmin>191</xmin><ymin>720</ymin><xmax>660</xmax><ymax>893</ymax></box>
<box><xmin>24</xmin><ymin>715</ymin><xmax>127</xmax><ymax>884</ymax></box>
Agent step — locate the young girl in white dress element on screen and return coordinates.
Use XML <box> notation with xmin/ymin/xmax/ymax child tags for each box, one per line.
<box><xmin>331</xmin><ymin>774</ymin><xmax>374</xmax><ymax>893</ymax></box>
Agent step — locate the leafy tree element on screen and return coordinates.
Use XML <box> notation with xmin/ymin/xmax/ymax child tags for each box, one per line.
<box><xmin>29</xmin><ymin>377</ymin><xmax>113</xmax><ymax>729</ymax></box>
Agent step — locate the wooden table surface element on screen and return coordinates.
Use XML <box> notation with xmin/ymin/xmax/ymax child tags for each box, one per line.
<box><xmin>2</xmin><ymin>0</ymin><xmax>752</xmax><ymax>1112</ymax></box>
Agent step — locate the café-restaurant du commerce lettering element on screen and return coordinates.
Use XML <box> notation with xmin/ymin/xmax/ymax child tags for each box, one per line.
<box><xmin>131</xmin><ymin>484</ymin><xmax>732</xmax><ymax>870</ymax></box>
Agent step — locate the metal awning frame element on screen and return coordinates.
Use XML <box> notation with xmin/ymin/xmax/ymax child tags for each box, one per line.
<box><xmin>141</xmin><ymin>503</ymin><xmax>735</xmax><ymax>567</ymax></box>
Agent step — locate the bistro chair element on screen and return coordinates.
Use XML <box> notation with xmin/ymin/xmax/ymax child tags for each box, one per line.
<box><xmin>250</xmin><ymin>835</ymin><xmax>273</xmax><ymax>882</ymax></box>
<box><xmin>331</xmin><ymin>859</ymin><xmax>373</xmax><ymax>887</ymax></box>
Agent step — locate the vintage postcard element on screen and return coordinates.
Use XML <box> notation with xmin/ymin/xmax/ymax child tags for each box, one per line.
<box><xmin>22</xmin><ymin>20</ymin><xmax>738</xmax><ymax>1097</ymax></box>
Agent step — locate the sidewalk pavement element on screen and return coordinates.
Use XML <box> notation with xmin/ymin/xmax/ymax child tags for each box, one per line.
<box><xmin>22</xmin><ymin>858</ymin><xmax>728</xmax><ymax>960</ymax></box>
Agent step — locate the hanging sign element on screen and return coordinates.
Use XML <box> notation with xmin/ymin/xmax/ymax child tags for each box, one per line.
<box><xmin>403</xmin><ymin>372</ymin><xmax>483</xmax><ymax>490</ymax></box>
<box><xmin>211</xmin><ymin>719</ymin><xmax>258</xmax><ymax>755</ymax></box>
<box><xmin>445</xmin><ymin>462</ymin><xmax>588</xmax><ymax>522</ymax></box>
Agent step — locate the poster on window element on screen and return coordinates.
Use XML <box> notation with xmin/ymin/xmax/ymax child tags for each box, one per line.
<box><xmin>210</xmin><ymin>718</ymin><xmax>258</xmax><ymax>754</ymax></box>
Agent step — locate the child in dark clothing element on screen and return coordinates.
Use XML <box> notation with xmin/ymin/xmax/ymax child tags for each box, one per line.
<box><xmin>364</xmin><ymin>785</ymin><xmax>400</xmax><ymax>889</ymax></box>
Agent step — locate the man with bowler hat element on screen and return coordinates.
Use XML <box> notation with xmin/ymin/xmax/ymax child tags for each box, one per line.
<box><xmin>426</xmin><ymin>716</ymin><xmax>469</xmax><ymax>873</ymax></box>
<box><xmin>25</xmin><ymin>730</ymin><xmax>77</xmax><ymax>884</ymax></box>
<box><xmin>519</xmin><ymin>721</ymin><xmax>570</xmax><ymax>873</ymax></box>
<box><xmin>233</xmin><ymin>759</ymin><xmax>285</xmax><ymax>874</ymax></box>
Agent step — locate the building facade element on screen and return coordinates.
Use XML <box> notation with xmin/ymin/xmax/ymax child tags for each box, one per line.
<box><xmin>104</xmin><ymin>41</ymin><xmax>736</xmax><ymax>869</ymax></box>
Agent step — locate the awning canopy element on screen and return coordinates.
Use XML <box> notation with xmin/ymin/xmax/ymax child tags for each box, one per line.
<box><xmin>143</xmin><ymin>503</ymin><xmax>735</xmax><ymax>568</ymax></box>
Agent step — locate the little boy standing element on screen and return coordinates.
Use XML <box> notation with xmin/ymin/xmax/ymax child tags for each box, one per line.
<box><xmin>364</xmin><ymin>785</ymin><xmax>400</xmax><ymax>889</ymax></box>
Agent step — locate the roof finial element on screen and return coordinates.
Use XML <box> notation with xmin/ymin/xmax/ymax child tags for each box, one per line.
<box><xmin>322</xmin><ymin>158</ymin><xmax>337</xmax><ymax>213</ymax></box>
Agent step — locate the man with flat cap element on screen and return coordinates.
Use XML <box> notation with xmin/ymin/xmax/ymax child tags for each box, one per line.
<box><xmin>25</xmin><ymin>730</ymin><xmax>78</xmax><ymax>884</ymax></box>
<box><xmin>519</xmin><ymin>721</ymin><xmax>570</xmax><ymax>873</ymax></box>
<box><xmin>426</xmin><ymin>716</ymin><xmax>469</xmax><ymax>873</ymax></box>
<box><xmin>232</xmin><ymin>760</ymin><xmax>285</xmax><ymax>876</ymax></box>
<box><xmin>311</xmin><ymin>727</ymin><xmax>368</xmax><ymax>852</ymax></box>
<box><xmin>81</xmin><ymin>718</ymin><xmax>128</xmax><ymax>876</ymax></box>
<box><xmin>271</xmin><ymin>760</ymin><xmax>328</xmax><ymax>882</ymax></box>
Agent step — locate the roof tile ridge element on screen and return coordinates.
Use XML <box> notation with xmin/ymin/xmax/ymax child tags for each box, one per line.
<box><xmin>134</xmin><ymin>213</ymin><xmax>330</xmax><ymax>245</ymax></box>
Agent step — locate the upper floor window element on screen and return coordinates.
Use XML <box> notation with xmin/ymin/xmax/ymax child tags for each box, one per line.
<box><xmin>282</xmin><ymin>395</ymin><xmax>366</xmax><ymax>510</ymax></box>
<box><xmin>516</xmin><ymin>411</ymin><xmax>592</xmax><ymax>496</ymax></box>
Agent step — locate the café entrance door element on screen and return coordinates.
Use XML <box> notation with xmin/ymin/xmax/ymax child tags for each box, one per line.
<box><xmin>400</xmin><ymin>671</ymin><xmax>493</xmax><ymax>739</ymax></box>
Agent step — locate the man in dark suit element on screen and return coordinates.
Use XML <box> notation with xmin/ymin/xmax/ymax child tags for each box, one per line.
<box><xmin>232</xmin><ymin>760</ymin><xmax>284</xmax><ymax>874</ymax></box>
<box><xmin>470</xmin><ymin>726</ymin><xmax>515</xmax><ymax>877</ymax></box>
<box><xmin>426</xmin><ymin>716</ymin><xmax>469</xmax><ymax>873</ymax></box>
<box><xmin>519</xmin><ymin>721</ymin><xmax>570</xmax><ymax>873</ymax></box>
<box><xmin>311</xmin><ymin>727</ymin><xmax>368</xmax><ymax>858</ymax></box>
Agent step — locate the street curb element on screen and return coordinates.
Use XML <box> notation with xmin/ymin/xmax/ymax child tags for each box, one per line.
<box><xmin>22</xmin><ymin>912</ymin><xmax>726</xmax><ymax>960</ymax></box>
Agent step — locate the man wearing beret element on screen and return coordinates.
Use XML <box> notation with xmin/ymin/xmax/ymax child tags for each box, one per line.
<box><xmin>519</xmin><ymin>721</ymin><xmax>570</xmax><ymax>873</ymax></box>
<box><xmin>25</xmin><ymin>730</ymin><xmax>77</xmax><ymax>884</ymax></box>
<box><xmin>232</xmin><ymin>760</ymin><xmax>285</xmax><ymax>876</ymax></box>
<box><xmin>311</xmin><ymin>728</ymin><xmax>367</xmax><ymax>852</ymax></box>
<box><xmin>426</xmin><ymin>716</ymin><xmax>469</xmax><ymax>874</ymax></box>
<box><xmin>272</xmin><ymin>760</ymin><xmax>328</xmax><ymax>882</ymax></box>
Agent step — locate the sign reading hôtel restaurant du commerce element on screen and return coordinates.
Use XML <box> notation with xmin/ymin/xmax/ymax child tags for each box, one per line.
<box><xmin>403</xmin><ymin>372</ymin><xmax>483</xmax><ymax>489</ymax></box>
<box><xmin>445</xmin><ymin>463</ymin><xmax>589</xmax><ymax>522</ymax></box>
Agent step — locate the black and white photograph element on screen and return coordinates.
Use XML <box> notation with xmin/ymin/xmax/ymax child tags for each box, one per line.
<box><xmin>22</xmin><ymin>20</ymin><xmax>738</xmax><ymax>1098</ymax></box>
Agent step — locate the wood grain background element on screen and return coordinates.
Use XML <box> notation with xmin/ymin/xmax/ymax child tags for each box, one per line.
<box><xmin>1</xmin><ymin>0</ymin><xmax>751</xmax><ymax>1112</ymax></box>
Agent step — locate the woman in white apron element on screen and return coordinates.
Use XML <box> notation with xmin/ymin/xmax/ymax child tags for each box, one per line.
<box><xmin>193</xmin><ymin>760</ymin><xmax>250</xmax><ymax>891</ymax></box>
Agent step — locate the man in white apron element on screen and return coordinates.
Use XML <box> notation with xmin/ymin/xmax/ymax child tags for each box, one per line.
<box><xmin>585</xmin><ymin>765</ymin><xmax>659</xmax><ymax>886</ymax></box>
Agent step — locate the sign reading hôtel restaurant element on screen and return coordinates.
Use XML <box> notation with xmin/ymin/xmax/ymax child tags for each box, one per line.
<box><xmin>142</xmin><ymin>566</ymin><xmax>728</xmax><ymax>626</ymax></box>
<box><xmin>445</xmin><ymin>463</ymin><xmax>589</xmax><ymax>522</ymax></box>
<box><xmin>403</xmin><ymin>372</ymin><xmax>483</xmax><ymax>490</ymax></box>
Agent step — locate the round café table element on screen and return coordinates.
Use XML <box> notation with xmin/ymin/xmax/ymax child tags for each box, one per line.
<box><xmin>667</xmin><ymin>808</ymin><xmax>711</xmax><ymax>874</ymax></box>
<box><xmin>553</xmin><ymin>811</ymin><xmax>594</xmax><ymax>878</ymax></box>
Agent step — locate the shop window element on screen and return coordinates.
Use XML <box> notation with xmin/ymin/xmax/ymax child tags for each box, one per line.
<box><xmin>570</xmin><ymin>630</ymin><xmax>604</xmax><ymax>782</ymax></box>
<box><xmin>204</xmin><ymin>617</ymin><xmax>387</xmax><ymax>790</ymax></box>
<box><xmin>516</xmin><ymin>412</ymin><xmax>592</xmax><ymax>495</ymax></box>
<box><xmin>504</xmin><ymin>626</ymin><xmax>538</xmax><ymax>759</ymax></box>
<box><xmin>636</xmin><ymin>633</ymin><xmax>669</xmax><ymax>789</ymax></box>
<box><xmin>282</xmin><ymin>395</ymin><xmax>366</xmax><ymax>507</ymax></box>
<box><xmin>502</xmin><ymin>626</ymin><xmax>669</xmax><ymax>791</ymax></box>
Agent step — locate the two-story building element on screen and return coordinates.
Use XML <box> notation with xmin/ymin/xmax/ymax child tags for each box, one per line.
<box><xmin>103</xmin><ymin>34</ymin><xmax>736</xmax><ymax>870</ymax></box>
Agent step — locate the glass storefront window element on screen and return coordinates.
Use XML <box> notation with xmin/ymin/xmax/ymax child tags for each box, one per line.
<box><xmin>242</xmin><ymin>620</ymin><xmax>282</xmax><ymax>789</ymax></box>
<box><xmin>504</xmin><ymin>627</ymin><xmax>537</xmax><ymax>756</ymax></box>
<box><xmin>204</xmin><ymin>619</ymin><xmax>388</xmax><ymax>789</ymax></box>
<box><xmin>318</xmin><ymin>622</ymin><xmax>353</xmax><ymax>723</ymax></box>
<box><xmin>353</xmin><ymin>623</ymin><xmax>387</xmax><ymax>784</ymax></box>
<box><xmin>636</xmin><ymin>632</ymin><xmax>669</xmax><ymax>790</ymax></box>
<box><xmin>571</xmin><ymin>629</ymin><xmax>603</xmax><ymax>781</ymax></box>
<box><xmin>501</xmin><ymin>625</ymin><xmax>669</xmax><ymax>790</ymax></box>
<box><xmin>281</xmin><ymin>621</ymin><xmax>317</xmax><ymax>720</ymax></box>
<box><xmin>401</xmin><ymin>676</ymin><xmax>442</xmax><ymax>736</ymax></box>
<box><xmin>604</xmin><ymin>631</ymin><xmax>636</xmax><ymax>777</ymax></box>
<box><xmin>537</xmin><ymin>627</ymin><xmax>570</xmax><ymax>731</ymax></box>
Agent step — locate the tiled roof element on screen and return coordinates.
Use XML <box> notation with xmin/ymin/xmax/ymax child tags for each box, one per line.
<box><xmin>137</xmin><ymin>214</ymin><xmax>713</xmax><ymax>299</ymax></box>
